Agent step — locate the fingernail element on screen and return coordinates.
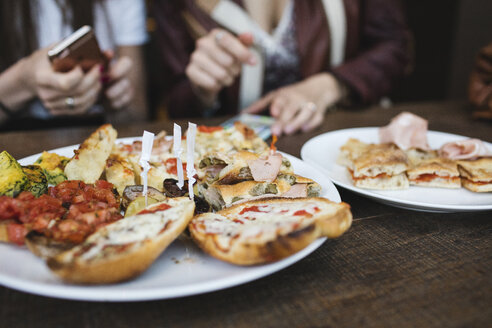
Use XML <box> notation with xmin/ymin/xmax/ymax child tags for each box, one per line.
<box><xmin>99</xmin><ymin>65</ymin><xmax>105</xmax><ymax>73</ymax></box>
<box><xmin>284</xmin><ymin>126</ymin><xmax>293</xmax><ymax>135</ymax></box>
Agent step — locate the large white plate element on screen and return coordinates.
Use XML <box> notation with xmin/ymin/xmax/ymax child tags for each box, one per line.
<box><xmin>301</xmin><ymin>127</ymin><xmax>492</xmax><ymax>212</ymax></box>
<box><xmin>0</xmin><ymin>138</ymin><xmax>341</xmax><ymax>302</ymax></box>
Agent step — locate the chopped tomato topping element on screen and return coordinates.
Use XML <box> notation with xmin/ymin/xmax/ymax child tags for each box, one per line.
<box><xmin>138</xmin><ymin>203</ymin><xmax>172</xmax><ymax>215</ymax></box>
<box><xmin>1</xmin><ymin>180</ymin><xmax>121</xmax><ymax>245</ymax></box>
<box><xmin>7</xmin><ymin>223</ymin><xmax>27</xmax><ymax>246</ymax></box>
<box><xmin>198</xmin><ymin>125</ymin><xmax>223</xmax><ymax>133</ymax></box>
<box><xmin>164</xmin><ymin>158</ymin><xmax>187</xmax><ymax>175</ymax></box>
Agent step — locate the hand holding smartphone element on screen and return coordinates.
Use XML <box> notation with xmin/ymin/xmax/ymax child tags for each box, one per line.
<box><xmin>48</xmin><ymin>25</ymin><xmax>108</xmax><ymax>73</ymax></box>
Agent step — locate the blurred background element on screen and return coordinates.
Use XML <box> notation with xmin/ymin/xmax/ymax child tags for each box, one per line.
<box><xmin>143</xmin><ymin>0</ymin><xmax>492</xmax><ymax>119</ymax></box>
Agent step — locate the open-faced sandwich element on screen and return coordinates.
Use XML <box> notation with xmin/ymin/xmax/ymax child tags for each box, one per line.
<box><xmin>48</xmin><ymin>197</ymin><xmax>195</xmax><ymax>284</ymax></box>
<box><xmin>189</xmin><ymin>197</ymin><xmax>352</xmax><ymax>265</ymax></box>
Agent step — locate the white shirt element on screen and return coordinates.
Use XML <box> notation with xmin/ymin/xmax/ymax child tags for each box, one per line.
<box><xmin>35</xmin><ymin>0</ymin><xmax>148</xmax><ymax>50</ymax></box>
<box><xmin>29</xmin><ymin>0</ymin><xmax>148</xmax><ymax>119</ymax></box>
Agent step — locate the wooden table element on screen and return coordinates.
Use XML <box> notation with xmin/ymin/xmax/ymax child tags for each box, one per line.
<box><xmin>1</xmin><ymin>101</ymin><xmax>491</xmax><ymax>328</ymax></box>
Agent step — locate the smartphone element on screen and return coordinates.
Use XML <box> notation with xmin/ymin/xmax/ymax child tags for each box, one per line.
<box><xmin>48</xmin><ymin>25</ymin><xmax>107</xmax><ymax>73</ymax></box>
<box><xmin>221</xmin><ymin>114</ymin><xmax>275</xmax><ymax>140</ymax></box>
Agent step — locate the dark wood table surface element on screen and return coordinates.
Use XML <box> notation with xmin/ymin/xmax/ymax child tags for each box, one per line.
<box><xmin>0</xmin><ymin>101</ymin><xmax>491</xmax><ymax>328</ymax></box>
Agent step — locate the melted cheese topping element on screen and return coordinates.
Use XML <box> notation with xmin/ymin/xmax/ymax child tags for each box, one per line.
<box><xmin>194</xmin><ymin>202</ymin><xmax>322</xmax><ymax>241</ymax></box>
<box><xmin>76</xmin><ymin>204</ymin><xmax>185</xmax><ymax>260</ymax></box>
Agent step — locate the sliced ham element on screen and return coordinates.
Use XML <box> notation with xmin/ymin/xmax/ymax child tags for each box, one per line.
<box><xmin>152</xmin><ymin>132</ymin><xmax>172</xmax><ymax>155</ymax></box>
<box><xmin>282</xmin><ymin>184</ymin><xmax>308</xmax><ymax>198</ymax></box>
<box><xmin>379</xmin><ymin>112</ymin><xmax>431</xmax><ymax>150</ymax></box>
<box><xmin>439</xmin><ymin>138</ymin><xmax>492</xmax><ymax>160</ymax></box>
<box><xmin>247</xmin><ymin>153</ymin><xmax>283</xmax><ymax>182</ymax></box>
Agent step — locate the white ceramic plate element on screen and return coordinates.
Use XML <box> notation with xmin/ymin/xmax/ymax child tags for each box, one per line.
<box><xmin>301</xmin><ymin>127</ymin><xmax>492</xmax><ymax>212</ymax></box>
<box><xmin>0</xmin><ymin>139</ymin><xmax>341</xmax><ymax>302</ymax></box>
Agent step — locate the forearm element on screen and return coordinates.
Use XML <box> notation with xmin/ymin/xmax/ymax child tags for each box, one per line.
<box><xmin>0</xmin><ymin>57</ymin><xmax>35</xmax><ymax>111</ymax></box>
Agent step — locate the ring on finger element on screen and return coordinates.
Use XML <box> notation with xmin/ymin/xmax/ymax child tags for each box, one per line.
<box><xmin>215</xmin><ymin>31</ymin><xmax>225</xmax><ymax>45</ymax></box>
<box><xmin>65</xmin><ymin>96</ymin><xmax>75</xmax><ymax>109</ymax></box>
<box><xmin>302</xmin><ymin>101</ymin><xmax>317</xmax><ymax>113</ymax></box>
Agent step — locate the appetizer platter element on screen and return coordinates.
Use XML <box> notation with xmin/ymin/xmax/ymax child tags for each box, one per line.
<box><xmin>0</xmin><ymin>122</ymin><xmax>351</xmax><ymax>301</ymax></box>
<box><xmin>301</xmin><ymin>113</ymin><xmax>492</xmax><ymax>212</ymax></box>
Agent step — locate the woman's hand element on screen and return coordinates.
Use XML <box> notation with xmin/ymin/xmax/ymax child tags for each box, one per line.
<box><xmin>104</xmin><ymin>54</ymin><xmax>135</xmax><ymax>110</ymax></box>
<box><xmin>244</xmin><ymin>73</ymin><xmax>344</xmax><ymax>135</ymax></box>
<box><xmin>25</xmin><ymin>47</ymin><xmax>102</xmax><ymax>115</ymax></box>
<box><xmin>186</xmin><ymin>28</ymin><xmax>256</xmax><ymax>107</ymax></box>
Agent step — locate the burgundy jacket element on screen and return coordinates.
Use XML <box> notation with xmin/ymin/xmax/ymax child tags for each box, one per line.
<box><xmin>153</xmin><ymin>0</ymin><xmax>412</xmax><ymax>118</ymax></box>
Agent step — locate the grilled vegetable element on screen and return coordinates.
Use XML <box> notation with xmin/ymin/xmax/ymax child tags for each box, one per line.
<box><xmin>121</xmin><ymin>185</ymin><xmax>166</xmax><ymax>210</ymax></box>
<box><xmin>0</xmin><ymin>151</ymin><xmax>28</xmax><ymax>197</ymax></box>
<box><xmin>124</xmin><ymin>196</ymin><xmax>160</xmax><ymax>217</ymax></box>
<box><xmin>34</xmin><ymin>151</ymin><xmax>69</xmax><ymax>185</ymax></box>
<box><xmin>22</xmin><ymin>165</ymin><xmax>48</xmax><ymax>197</ymax></box>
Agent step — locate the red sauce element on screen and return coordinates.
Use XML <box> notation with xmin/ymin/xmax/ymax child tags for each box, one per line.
<box><xmin>164</xmin><ymin>158</ymin><xmax>187</xmax><ymax>175</ymax></box>
<box><xmin>293</xmin><ymin>210</ymin><xmax>313</xmax><ymax>218</ymax></box>
<box><xmin>138</xmin><ymin>203</ymin><xmax>171</xmax><ymax>215</ymax></box>
<box><xmin>232</xmin><ymin>219</ymin><xmax>244</xmax><ymax>224</ymax></box>
<box><xmin>198</xmin><ymin>126</ymin><xmax>223</xmax><ymax>133</ymax></box>
<box><xmin>239</xmin><ymin>205</ymin><xmax>263</xmax><ymax>215</ymax></box>
<box><xmin>462</xmin><ymin>178</ymin><xmax>492</xmax><ymax>185</ymax></box>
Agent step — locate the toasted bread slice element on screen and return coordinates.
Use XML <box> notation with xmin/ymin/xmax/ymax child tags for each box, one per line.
<box><xmin>407</xmin><ymin>158</ymin><xmax>461</xmax><ymax>188</ymax></box>
<box><xmin>104</xmin><ymin>154</ymin><xmax>136</xmax><ymax>195</ymax></box>
<box><xmin>47</xmin><ymin>197</ymin><xmax>195</xmax><ymax>284</ymax></box>
<box><xmin>457</xmin><ymin>158</ymin><xmax>492</xmax><ymax>192</ymax></box>
<box><xmin>64</xmin><ymin>124</ymin><xmax>117</xmax><ymax>183</ymax></box>
<box><xmin>189</xmin><ymin>197</ymin><xmax>352</xmax><ymax>265</ymax></box>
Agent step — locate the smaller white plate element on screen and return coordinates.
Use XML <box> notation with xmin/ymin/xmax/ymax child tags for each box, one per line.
<box><xmin>0</xmin><ymin>140</ymin><xmax>341</xmax><ymax>302</ymax></box>
<box><xmin>301</xmin><ymin>127</ymin><xmax>492</xmax><ymax>212</ymax></box>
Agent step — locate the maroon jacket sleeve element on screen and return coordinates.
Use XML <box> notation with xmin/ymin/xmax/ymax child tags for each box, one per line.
<box><xmin>331</xmin><ymin>0</ymin><xmax>412</xmax><ymax>104</ymax></box>
<box><xmin>152</xmin><ymin>1</ymin><xmax>206</xmax><ymax>118</ymax></box>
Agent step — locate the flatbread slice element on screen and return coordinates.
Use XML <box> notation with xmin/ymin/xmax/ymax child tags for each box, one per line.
<box><xmin>351</xmin><ymin>143</ymin><xmax>409</xmax><ymax>190</ymax></box>
<box><xmin>407</xmin><ymin>157</ymin><xmax>461</xmax><ymax>188</ymax></box>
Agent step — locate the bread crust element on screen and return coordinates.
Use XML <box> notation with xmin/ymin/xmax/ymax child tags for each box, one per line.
<box><xmin>47</xmin><ymin>198</ymin><xmax>195</xmax><ymax>284</ymax></box>
<box><xmin>189</xmin><ymin>197</ymin><xmax>352</xmax><ymax>265</ymax></box>
<box><xmin>25</xmin><ymin>232</ymin><xmax>75</xmax><ymax>259</ymax></box>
